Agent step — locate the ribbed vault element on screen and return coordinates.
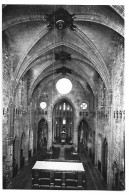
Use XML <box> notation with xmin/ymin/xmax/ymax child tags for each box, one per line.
<box><xmin>2</xmin><ymin>5</ymin><xmax>124</xmax><ymax>101</ymax></box>
<box><xmin>2</xmin><ymin>5</ymin><xmax>125</xmax><ymax>190</ymax></box>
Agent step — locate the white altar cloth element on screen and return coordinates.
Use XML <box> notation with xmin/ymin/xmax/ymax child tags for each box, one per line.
<box><xmin>32</xmin><ymin>161</ymin><xmax>84</xmax><ymax>172</ymax></box>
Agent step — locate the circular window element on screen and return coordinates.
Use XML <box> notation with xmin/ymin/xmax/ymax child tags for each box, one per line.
<box><xmin>40</xmin><ymin>102</ymin><xmax>47</xmax><ymax>109</ymax></box>
<box><xmin>80</xmin><ymin>103</ymin><xmax>87</xmax><ymax>110</ymax></box>
<box><xmin>56</xmin><ymin>78</ymin><xmax>72</xmax><ymax>94</ymax></box>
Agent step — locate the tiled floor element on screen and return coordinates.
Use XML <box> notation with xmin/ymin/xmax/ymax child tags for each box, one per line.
<box><xmin>11</xmin><ymin>144</ymin><xmax>107</xmax><ymax>190</ymax></box>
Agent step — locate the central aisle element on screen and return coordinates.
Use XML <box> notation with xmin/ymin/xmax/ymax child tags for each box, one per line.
<box><xmin>59</xmin><ymin>145</ymin><xmax>65</xmax><ymax>160</ymax></box>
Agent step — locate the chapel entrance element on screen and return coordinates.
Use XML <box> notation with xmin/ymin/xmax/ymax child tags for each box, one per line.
<box><xmin>78</xmin><ymin>119</ymin><xmax>89</xmax><ymax>145</ymax></box>
<box><xmin>37</xmin><ymin>118</ymin><xmax>48</xmax><ymax>149</ymax></box>
<box><xmin>53</xmin><ymin>99</ymin><xmax>74</xmax><ymax>144</ymax></box>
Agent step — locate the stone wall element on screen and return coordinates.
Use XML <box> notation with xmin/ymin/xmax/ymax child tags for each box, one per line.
<box><xmin>32</xmin><ymin>76</ymin><xmax>94</xmax><ymax>152</ymax></box>
<box><xmin>2</xmin><ymin>5</ymin><xmax>124</xmax><ymax>190</ymax></box>
<box><xmin>111</xmin><ymin>34</ymin><xmax>125</xmax><ymax>189</ymax></box>
<box><xmin>2</xmin><ymin>42</ymin><xmax>31</xmax><ymax>187</ymax></box>
<box><xmin>3</xmin><ymin>32</ymin><xmax>14</xmax><ymax>188</ymax></box>
<box><xmin>94</xmin><ymin>34</ymin><xmax>125</xmax><ymax>189</ymax></box>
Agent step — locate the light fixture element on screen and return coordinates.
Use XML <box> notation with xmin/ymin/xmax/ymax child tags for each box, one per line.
<box><xmin>56</xmin><ymin>78</ymin><xmax>72</xmax><ymax>94</ymax></box>
<box><xmin>80</xmin><ymin>103</ymin><xmax>87</xmax><ymax>110</ymax></box>
<box><xmin>40</xmin><ymin>102</ymin><xmax>47</xmax><ymax>109</ymax></box>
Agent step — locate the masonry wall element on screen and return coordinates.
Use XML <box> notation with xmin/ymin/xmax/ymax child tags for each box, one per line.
<box><xmin>110</xmin><ymin>34</ymin><xmax>125</xmax><ymax>189</ymax></box>
<box><xmin>32</xmin><ymin>76</ymin><xmax>94</xmax><ymax>152</ymax></box>
<box><xmin>2</xmin><ymin>5</ymin><xmax>124</xmax><ymax>190</ymax></box>
<box><xmin>94</xmin><ymin>34</ymin><xmax>125</xmax><ymax>189</ymax></box>
<box><xmin>2</xmin><ymin>37</ymin><xmax>31</xmax><ymax>187</ymax></box>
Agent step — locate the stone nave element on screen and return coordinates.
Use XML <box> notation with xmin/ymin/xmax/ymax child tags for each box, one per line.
<box><xmin>2</xmin><ymin>4</ymin><xmax>125</xmax><ymax>190</ymax></box>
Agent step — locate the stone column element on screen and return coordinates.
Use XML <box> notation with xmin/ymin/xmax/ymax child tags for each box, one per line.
<box><xmin>94</xmin><ymin>97</ymin><xmax>98</xmax><ymax>168</ymax></box>
<box><xmin>94</xmin><ymin>112</ymin><xmax>98</xmax><ymax>167</ymax></box>
<box><xmin>72</xmin><ymin>114</ymin><xmax>78</xmax><ymax>154</ymax></box>
<box><xmin>52</xmin><ymin>117</ymin><xmax>55</xmax><ymax>142</ymax></box>
<box><xmin>29</xmin><ymin>105</ymin><xmax>34</xmax><ymax>156</ymax></box>
<box><xmin>33</xmin><ymin>110</ymin><xmax>38</xmax><ymax>153</ymax></box>
<box><xmin>73</xmin><ymin>130</ymin><xmax>78</xmax><ymax>153</ymax></box>
<box><xmin>25</xmin><ymin>109</ymin><xmax>31</xmax><ymax>164</ymax></box>
<box><xmin>33</xmin><ymin>119</ymin><xmax>38</xmax><ymax>154</ymax></box>
<box><xmin>107</xmin><ymin>89</ymin><xmax>113</xmax><ymax>190</ymax></box>
<box><xmin>47</xmin><ymin>119</ymin><xmax>53</xmax><ymax>154</ymax></box>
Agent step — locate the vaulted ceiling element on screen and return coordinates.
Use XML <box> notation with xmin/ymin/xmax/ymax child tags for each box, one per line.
<box><xmin>2</xmin><ymin>5</ymin><xmax>124</xmax><ymax>98</ymax></box>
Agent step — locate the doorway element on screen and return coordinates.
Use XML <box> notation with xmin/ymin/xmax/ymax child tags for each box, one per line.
<box><xmin>53</xmin><ymin>99</ymin><xmax>74</xmax><ymax>144</ymax></box>
<box><xmin>78</xmin><ymin>119</ymin><xmax>89</xmax><ymax>148</ymax></box>
<box><xmin>37</xmin><ymin>118</ymin><xmax>48</xmax><ymax>149</ymax></box>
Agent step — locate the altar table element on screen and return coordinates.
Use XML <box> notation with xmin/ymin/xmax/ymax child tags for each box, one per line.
<box><xmin>32</xmin><ymin>161</ymin><xmax>86</xmax><ymax>189</ymax></box>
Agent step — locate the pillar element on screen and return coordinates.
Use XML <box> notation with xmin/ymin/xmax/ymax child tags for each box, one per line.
<box><xmin>72</xmin><ymin>114</ymin><xmax>78</xmax><ymax>153</ymax></box>
<box><xmin>94</xmin><ymin>99</ymin><xmax>99</xmax><ymax>168</ymax></box>
<box><xmin>107</xmin><ymin>89</ymin><xmax>113</xmax><ymax>190</ymax></box>
<box><xmin>47</xmin><ymin>119</ymin><xmax>53</xmax><ymax>154</ymax></box>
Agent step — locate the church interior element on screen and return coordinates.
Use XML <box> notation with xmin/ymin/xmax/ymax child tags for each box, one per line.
<box><xmin>2</xmin><ymin>5</ymin><xmax>125</xmax><ymax>190</ymax></box>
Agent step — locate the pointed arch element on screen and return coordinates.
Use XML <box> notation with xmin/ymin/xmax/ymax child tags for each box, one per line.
<box><xmin>37</xmin><ymin>118</ymin><xmax>48</xmax><ymax>149</ymax></box>
<box><xmin>52</xmin><ymin>98</ymin><xmax>75</xmax><ymax>143</ymax></box>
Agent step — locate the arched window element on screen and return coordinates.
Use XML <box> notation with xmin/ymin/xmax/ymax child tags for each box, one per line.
<box><xmin>53</xmin><ymin>100</ymin><xmax>74</xmax><ymax>143</ymax></box>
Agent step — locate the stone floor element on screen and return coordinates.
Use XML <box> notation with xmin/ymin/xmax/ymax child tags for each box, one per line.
<box><xmin>11</xmin><ymin>144</ymin><xmax>107</xmax><ymax>190</ymax></box>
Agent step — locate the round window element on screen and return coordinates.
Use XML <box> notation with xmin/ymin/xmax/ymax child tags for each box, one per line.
<box><xmin>40</xmin><ymin>102</ymin><xmax>47</xmax><ymax>109</ymax></box>
<box><xmin>56</xmin><ymin>78</ymin><xmax>72</xmax><ymax>94</ymax></box>
<box><xmin>80</xmin><ymin>103</ymin><xmax>87</xmax><ymax>110</ymax></box>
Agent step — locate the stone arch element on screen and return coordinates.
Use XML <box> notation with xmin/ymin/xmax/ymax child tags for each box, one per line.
<box><xmin>52</xmin><ymin>97</ymin><xmax>75</xmax><ymax>144</ymax></box>
<box><xmin>53</xmin><ymin>96</ymin><xmax>76</xmax><ymax>113</ymax></box>
<box><xmin>78</xmin><ymin>117</ymin><xmax>90</xmax><ymax>147</ymax></box>
<box><xmin>14</xmin><ymin>26</ymin><xmax>48</xmax><ymax>77</ymax></box>
<box><xmin>37</xmin><ymin>115</ymin><xmax>48</xmax><ymax>125</ymax></box>
<box><xmin>34</xmin><ymin>64</ymin><xmax>96</xmax><ymax>99</ymax></box>
<box><xmin>77</xmin><ymin>117</ymin><xmax>90</xmax><ymax>128</ymax></box>
<box><xmin>16</xmin><ymin>41</ymin><xmax>110</xmax><ymax>92</ymax></box>
<box><xmin>37</xmin><ymin>118</ymin><xmax>48</xmax><ymax>149</ymax></box>
<box><xmin>2</xmin><ymin>6</ymin><xmax>124</xmax><ymax>35</ymax></box>
<box><xmin>29</xmin><ymin>60</ymin><xmax>96</xmax><ymax>98</ymax></box>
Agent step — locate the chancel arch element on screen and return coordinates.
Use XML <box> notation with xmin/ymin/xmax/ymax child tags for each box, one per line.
<box><xmin>53</xmin><ymin>99</ymin><xmax>74</xmax><ymax>144</ymax></box>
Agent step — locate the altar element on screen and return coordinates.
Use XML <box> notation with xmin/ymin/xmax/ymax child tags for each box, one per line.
<box><xmin>60</xmin><ymin>131</ymin><xmax>67</xmax><ymax>143</ymax></box>
<box><xmin>32</xmin><ymin>161</ymin><xmax>86</xmax><ymax>189</ymax></box>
